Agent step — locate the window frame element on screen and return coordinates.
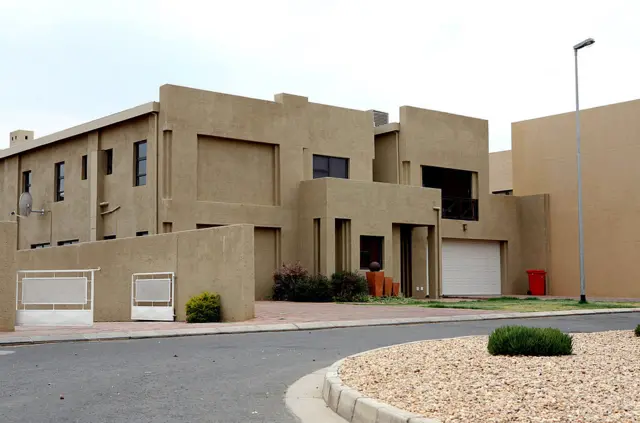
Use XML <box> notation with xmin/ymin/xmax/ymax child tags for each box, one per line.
<box><xmin>312</xmin><ymin>154</ymin><xmax>349</xmax><ymax>179</ymax></box>
<box><xmin>30</xmin><ymin>242</ymin><xmax>50</xmax><ymax>249</ymax></box>
<box><xmin>359</xmin><ymin>235</ymin><xmax>384</xmax><ymax>270</ymax></box>
<box><xmin>105</xmin><ymin>148</ymin><xmax>113</xmax><ymax>175</ymax></box>
<box><xmin>81</xmin><ymin>155</ymin><xmax>88</xmax><ymax>180</ymax></box>
<box><xmin>54</xmin><ymin>161</ymin><xmax>65</xmax><ymax>202</ymax></box>
<box><xmin>22</xmin><ymin>170</ymin><xmax>32</xmax><ymax>194</ymax></box>
<box><xmin>134</xmin><ymin>141</ymin><xmax>147</xmax><ymax>186</ymax></box>
<box><xmin>57</xmin><ymin>239</ymin><xmax>78</xmax><ymax>246</ymax></box>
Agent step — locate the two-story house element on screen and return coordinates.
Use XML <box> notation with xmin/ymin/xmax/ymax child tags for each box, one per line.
<box><xmin>1</xmin><ymin>84</ymin><xmax>548</xmax><ymax>300</ymax></box>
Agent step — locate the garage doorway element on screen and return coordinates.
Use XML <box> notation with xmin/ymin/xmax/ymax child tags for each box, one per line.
<box><xmin>442</xmin><ymin>239</ymin><xmax>501</xmax><ymax>296</ymax></box>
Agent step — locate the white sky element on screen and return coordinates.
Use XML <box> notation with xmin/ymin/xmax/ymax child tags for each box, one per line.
<box><xmin>1</xmin><ymin>0</ymin><xmax>639</xmax><ymax>152</ymax></box>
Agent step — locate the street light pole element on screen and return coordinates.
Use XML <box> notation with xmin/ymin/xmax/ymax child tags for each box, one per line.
<box><xmin>573</xmin><ymin>37</ymin><xmax>595</xmax><ymax>304</ymax></box>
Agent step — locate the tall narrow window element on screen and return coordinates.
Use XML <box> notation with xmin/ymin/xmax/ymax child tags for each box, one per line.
<box><xmin>134</xmin><ymin>141</ymin><xmax>147</xmax><ymax>186</ymax></box>
<box><xmin>22</xmin><ymin>170</ymin><xmax>32</xmax><ymax>193</ymax></box>
<box><xmin>81</xmin><ymin>155</ymin><xmax>87</xmax><ymax>180</ymax></box>
<box><xmin>55</xmin><ymin>162</ymin><xmax>64</xmax><ymax>202</ymax></box>
<box><xmin>105</xmin><ymin>149</ymin><xmax>113</xmax><ymax>175</ymax></box>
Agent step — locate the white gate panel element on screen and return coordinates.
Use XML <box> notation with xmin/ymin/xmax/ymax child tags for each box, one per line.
<box><xmin>22</xmin><ymin>277</ymin><xmax>87</xmax><ymax>305</ymax></box>
<box><xmin>16</xmin><ymin>269</ymin><xmax>97</xmax><ymax>327</ymax></box>
<box><xmin>131</xmin><ymin>273</ymin><xmax>174</xmax><ymax>321</ymax></box>
<box><xmin>16</xmin><ymin>310</ymin><xmax>93</xmax><ymax>326</ymax></box>
<box><xmin>442</xmin><ymin>240</ymin><xmax>501</xmax><ymax>296</ymax></box>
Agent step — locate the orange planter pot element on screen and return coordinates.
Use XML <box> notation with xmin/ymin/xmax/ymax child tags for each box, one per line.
<box><xmin>384</xmin><ymin>277</ymin><xmax>393</xmax><ymax>297</ymax></box>
<box><xmin>366</xmin><ymin>271</ymin><xmax>385</xmax><ymax>297</ymax></box>
<box><xmin>391</xmin><ymin>282</ymin><xmax>400</xmax><ymax>297</ymax></box>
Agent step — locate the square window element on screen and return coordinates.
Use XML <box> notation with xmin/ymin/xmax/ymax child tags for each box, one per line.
<box><xmin>313</xmin><ymin>155</ymin><xmax>348</xmax><ymax>179</ymax></box>
<box><xmin>360</xmin><ymin>236</ymin><xmax>384</xmax><ymax>269</ymax></box>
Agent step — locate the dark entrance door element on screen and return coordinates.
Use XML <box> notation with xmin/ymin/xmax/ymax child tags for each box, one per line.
<box><xmin>400</xmin><ymin>226</ymin><xmax>413</xmax><ymax>297</ymax></box>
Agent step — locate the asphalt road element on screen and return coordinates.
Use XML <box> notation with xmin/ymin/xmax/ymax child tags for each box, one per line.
<box><xmin>0</xmin><ymin>313</ymin><xmax>637</xmax><ymax>423</ymax></box>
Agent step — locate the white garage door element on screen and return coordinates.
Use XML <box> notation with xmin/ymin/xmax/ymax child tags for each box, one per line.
<box><xmin>442</xmin><ymin>239</ymin><xmax>501</xmax><ymax>296</ymax></box>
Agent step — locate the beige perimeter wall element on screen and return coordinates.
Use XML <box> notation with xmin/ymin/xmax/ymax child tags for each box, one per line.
<box><xmin>13</xmin><ymin>224</ymin><xmax>255</xmax><ymax>322</ymax></box>
<box><xmin>0</xmin><ymin>222</ymin><xmax>17</xmax><ymax>331</ymax></box>
<box><xmin>513</xmin><ymin>99</ymin><xmax>640</xmax><ymax>298</ymax></box>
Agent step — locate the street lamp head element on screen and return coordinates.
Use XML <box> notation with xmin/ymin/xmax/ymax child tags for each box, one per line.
<box><xmin>574</xmin><ymin>38</ymin><xmax>595</xmax><ymax>50</ymax></box>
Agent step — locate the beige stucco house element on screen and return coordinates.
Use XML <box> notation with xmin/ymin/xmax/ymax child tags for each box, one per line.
<box><xmin>491</xmin><ymin>99</ymin><xmax>640</xmax><ymax>298</ymax></box>
<box><xmin>1</xmin><ymin>84</ymin><xmax>548</xmax><ymax>303</ymax></box>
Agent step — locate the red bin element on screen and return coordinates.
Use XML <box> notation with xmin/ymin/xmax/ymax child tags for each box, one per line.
<box><xmin>526</xmin><ymin>269</ymin><xmax>546</xmax><ymax>296</ymax></box>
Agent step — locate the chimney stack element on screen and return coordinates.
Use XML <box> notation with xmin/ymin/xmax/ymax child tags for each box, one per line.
<box><xmin>9</xmin><ymin>130</ymin><xmax>34</xmax><ymax>147</ymax></box>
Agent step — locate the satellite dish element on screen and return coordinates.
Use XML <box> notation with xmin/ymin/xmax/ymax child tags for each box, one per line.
<box><xmin>13</xmin><ymin>192</ymin><xmax>46</xmax><ymax>218</ymax></box>
<box><xmin>18</xmin><ymin>192</ymin><xmax>32</xmax><ymax>217</ymax></box>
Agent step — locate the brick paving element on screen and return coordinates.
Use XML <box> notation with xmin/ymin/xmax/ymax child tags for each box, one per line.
<box><xmin>3</xmin><ymin>298</ymin><xmax>638</xmax><ymax>341</ymax></box>
<box><xmin>1</xmin><ymin>301</ymin><xmax>493</xmax><ymax>339</ymax></box>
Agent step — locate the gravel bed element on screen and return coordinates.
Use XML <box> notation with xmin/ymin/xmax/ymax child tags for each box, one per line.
<box><xmin>340</xmin><ymin>331</ymin><xmax>640</xmax><ymax>423</ymax></box>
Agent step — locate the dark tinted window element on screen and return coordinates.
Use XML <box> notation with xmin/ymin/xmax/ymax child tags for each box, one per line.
<box><xmin>22</xmin><ymin>171</ymin><xmax>31</xmax><ymax>193</ymax></box>
<box><xmin>313</xmin><ymin>155</ymin><xmax>348</xmax><ymax>179</ymax></box>
<box><xmin>55</xmin><ymin>162</ymin><xmax>64</xmax><ymax>201</ymax></box>
<box><xmin>134</xmin><ymin>141</ymin><xmax>147</xmax><ymax>186</ymax></box>
<box><xmin>105</xmin><ymin>149</ymin><xmax>113</xmax><ymax>175</ymax></box>
<box><xmin>81</xmin><ymin>155</ymin><xmax>88</xmax><ymax>180</ymax></box>
<box><xmin>360</xmin><ymin>236</ymin><xmax>384</xmax><ymax>269</ymax></box>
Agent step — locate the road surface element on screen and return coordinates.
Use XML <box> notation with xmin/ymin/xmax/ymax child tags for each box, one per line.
<box><xmin>0</xmin><ymin>313</ymin><xmax>637</xmax><ymax>422</ymax></box>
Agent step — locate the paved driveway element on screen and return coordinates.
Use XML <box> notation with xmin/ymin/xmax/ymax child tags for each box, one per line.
<box><xmin>1</xmin><ymin>313</ymin><xmax>637</xmax><ymax>423</ymax></box>
<box><xmin>3</xmin><ymin>301</ymin><xmax>493</xmax><ymax>340</ymax></box>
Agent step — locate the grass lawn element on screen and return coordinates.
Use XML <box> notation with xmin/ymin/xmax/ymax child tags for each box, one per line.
<box><xmin>359</xmin><ymin>296</ymin><xmax>640</xmax><ymax>312</ymax></box>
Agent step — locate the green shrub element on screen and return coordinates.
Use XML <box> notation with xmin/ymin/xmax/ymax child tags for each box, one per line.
<box><xmin>487</xmin><ymin>326</ymin><xmax>573</xmax><ymax>356</ymax></box>
<box><xmin>272</xmin><ymin>262</ymin><xmax>309</xmax><ymax>301</ymax></box>
<box><xmin>635</xmin><ymin>324</ymin><xmax>640</xmax><ymax>337</ymax></box>
<box><xmin>185</xmin><ymin>292</ymin><xmax>221</xmax><ymax>323</ymax></box>
<box><xmin>331</xmin><ymin>271</ymin><xmax>369</xmax><ymax>302</ymax></box>
<box><xmin>291</xmin><ymin>274</ymin><xmax>332</xmax><ymax>302</ymax></box>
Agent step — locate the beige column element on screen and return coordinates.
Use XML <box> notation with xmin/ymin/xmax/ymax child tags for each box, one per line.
<box><xmin>412</xmin><ymin>226</ymin><xmax>429</xmax><ymax>299</ymax></box>
<box><xmin>0</xmin><ymin>222</ymin><xmax>17</xmax><ymax>331</ymax></box>
<box><xmin>320</xmin><ymin>217</ymin><xmax>336</xmax><ymax>276</ymax></box>
<box><xmin>427</xmin><ymin>221</ymin><xmax>442</xmax><ymax>299</ymax></box>
<box><xmin>88</xmin><ymin>131</ymin><xmax>103</xmax><ymax>241</ymax></box>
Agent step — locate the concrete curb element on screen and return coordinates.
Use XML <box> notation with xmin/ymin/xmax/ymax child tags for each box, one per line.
<box><xmin>1</xmin><ymin>308</ymin><xmax>637</xmax><ymax>346</ymax></box>
<box><xmin>322</xmin><ymin>341</ymin><xmax>451</xmax><ymax>423</ymax></box>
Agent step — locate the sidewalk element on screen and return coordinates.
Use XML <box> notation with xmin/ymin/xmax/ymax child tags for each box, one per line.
<box><xmin>1</xmin><ymin>301</ymin><xmax>637</xmax><ymax>346</ymax></box>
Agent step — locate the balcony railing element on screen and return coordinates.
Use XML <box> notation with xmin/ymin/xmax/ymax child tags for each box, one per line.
<box><xmin>442</xmin><ymin>197</ymin><xmax>478</xmax><ymax>221</ymax></box>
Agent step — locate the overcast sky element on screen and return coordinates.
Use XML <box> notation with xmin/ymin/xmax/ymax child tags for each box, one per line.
<box><xmin>1</xmin><ymin>0</ymin><xmax>638</xmax><ymax>152</ymax></box>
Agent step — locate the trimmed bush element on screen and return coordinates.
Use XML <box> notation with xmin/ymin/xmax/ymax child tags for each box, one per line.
<box><xmin>272</xmin><ymin>262</ymin><xmax>309</xmax><ymax>301</ymax></box>
<box><xmin>331</xmin><ymin>271</ymin><xmax>369</xmax><ymax>302</ymax></box>
<box><xmin>635</xmin><ymin>324</ymin><xmax>640</xmax><ymax>337</ymax></box>
<box><xmin>291</xmin><ymin>274</ymin><xmax>332</xmax><ymax>302</ymax></box>
<box><xmin>185</xmin><ymin>292</ymin><xmax>221</xmax><ymax>323</ymax></box>
<box><xmin>488</xmin><ymin>326</ymin><xmax>573</xmax><ymax>356</ymax></box>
